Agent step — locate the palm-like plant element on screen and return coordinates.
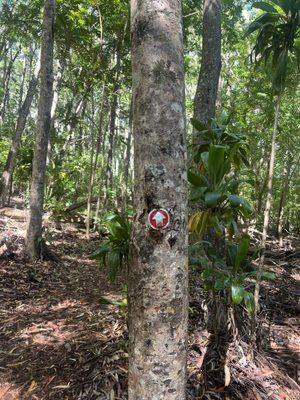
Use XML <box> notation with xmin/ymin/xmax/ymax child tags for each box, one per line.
<box><xmin>245</xmin><ymin>0</ymin><xmax>300</xmax><ymax>93</ymax></box>
<box><xmin>244</xmin><ymin>0</ymin><xmax>300</xmax><ymax>347</ymax></box>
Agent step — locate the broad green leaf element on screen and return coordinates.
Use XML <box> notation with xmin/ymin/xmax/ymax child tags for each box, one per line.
<box><xmin>207</xmin><ymin>145</ymin><xmax>226</xmax><ymax>186</ymax></box>
<box><xmin>234</xmin><ymin>236</ymin><xmax>250</xmax><ymax>270</ymax></box>
<box><xmin>188</xmin><ymin>170</ymin><xmax>207</xmax><ymax>186</ymax></box>
<box><xmin>227</xmin><ymin>194</ymin><xmax>244</xmax><ymax>207</ymax></box>
<box><xmin>231</xmin><ymin>284</ymin><xmax>245</xmax><ymax>305</ymax></box>
<box><xmin>204</xmin><ymin>192</ymin><xmax>224</xmax><ymax>207</ymax></box>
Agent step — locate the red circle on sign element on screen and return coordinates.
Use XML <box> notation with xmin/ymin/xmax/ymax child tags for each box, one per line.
<box><xmin>148</xmin><ymin>209</ymin><xmax>170</xmax><ymax>230</ymax></box>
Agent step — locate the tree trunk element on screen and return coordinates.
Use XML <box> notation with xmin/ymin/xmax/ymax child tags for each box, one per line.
<box><xmin>0</xmin><ymin>59</ymin><xmax>40</xmax><ymax>207</ymax></box>
<box><xmin>129</xmin><ymin>1</ymin><xmax>188</xmax><ymax>399</ymax></box>
<box><xmin>106</xmin><ymin>52</ymin><xmax>120</xmax><ymax>191</ymax></box>
<box><xmin>122</xmin><ymin>98</ymin><xmax>133</xmax><ymax>212</ymax></box>
<box><xmin>0</xmin><ymin>47</ymin><xmax>20</xmax><ymax>122</ymax></box>
<box><xmin>252</xmin><ymin>94</ymin><xmax>281</xmax><ymax>344</ymax></box>
<box><xmin>86</xmin><ymin>83</ymin><xmax>106</xmax><ymax>237</ymax></box>
<box><xmin>25</xmin><ymin>0</ymin><xmax>55</xmax><ymax>260</ymax></box>
<box><xmin>193</xmin><ymin>0</ymin><xmax>221</xmax><ymax>129</ymax></box>
<box><xmin>277</xmin><ymin>156</ymin><xmax>291</xmax><ymax>247</ymax></box>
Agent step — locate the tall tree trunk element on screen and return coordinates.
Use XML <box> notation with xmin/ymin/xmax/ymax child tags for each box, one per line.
<box><xmin>0</xmin><ymin>59</ymin><xmax>40</xmax><ymax>207</ymax></box>
<box><xmin>122</xmin><ymin>98</ymin><xmax>133</xmax><ymax>212</ymax></box>
<box><xmin>193</xmin><ymin>0</ymin><xmax>221</xmax><ymax>129</ymax></box>
<box><xmin>129</xmin><ymin>1</ymin><xmax>188</xmax><ymax>399</ymax></box>
<box><xmin>86</xmin><ymin>83</ymin><xmax>106</xmax><ymax>237</ymax></box>
<box><xmin>25</xmin><ymin>0</ymin><xmax>55</xmax><ymax>260</ymax></box>
<box><xmin>106</xmin><ymin>52</ymin><xmax>120</xmax><ymax>191</ymax></box>
<box><xmin>252</xmin><ymin>94</ymin><xmax>281</xmax><ymax>344</ymax></box>
<box><xmin>0</xmin><ymin>47</ymin><xmax>20</xmax><ymax>122</ymax></box>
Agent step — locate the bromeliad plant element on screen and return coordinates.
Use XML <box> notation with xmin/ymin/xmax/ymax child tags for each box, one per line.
<box><xmin>91</xmin><ymin>211</ymin><xmax>132</xmax><ymax>282</ymax></box>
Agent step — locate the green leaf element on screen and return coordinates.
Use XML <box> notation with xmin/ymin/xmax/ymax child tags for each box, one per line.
<box><xmin>244</xmin><ymin>291</ymin><xmax>255</xmax><ymax>314</ymax></box>
<box><xmin>231</xmin><ymin>284</ymin><xmax>245</xmax><ymax>305</ymax></box>
<box><xmin>187</xmin><ymin>170</ymin><xmax>207</xmax><ymax>187</ymax></box>
<box><xmin>90</xmin><ymin>243</ymin><xmax>110</xmax><ymax>259</ymax></box>
<box><xmin>189</xmin><ymin>186</ymin><xmax>207</xmax><ymax>201</ymax></box>
<box><xmin>207</xmin><ymin>145</ymin><xmax>226</xmax><ymax>186</ymax></box>
<box><xmin>253</xmin><ymin>1</ymin><xmax>278</xmax><ymax>13</ymax></box>
<box><xmin>107</xmin><ymin>251</ymin><xmax>120</xmax><ymax>282</ymax></box>
<box><xmin>99</xmin><ymin>297</ymin><xmax>127</xmax><ymax>308</ymax></box>
<box><xmin>261</xmin><ymin>271</ymin><xmax>276</xmax><ymax>280</ymax></box>
<box><xmin>228</xmin><ymin>195</ymin><xmax>253</xmax><ymax>216</ymax></box>
<box><xmin>234</xmin><ymin>236</ymin><xmax>250</xmax><ymax>270</ymax></box>
<box><xmin>272</xmin><ymin>48</ymin><xmax>288</xmax><ymax>93</ymax></box>
<box><xmin>227</xmin><ymin>194</ymin><xmax>243</xmax><ymax>207</ymax></box>
<box><xmin>244</xmin><ymin>13</ymin><xmax>280</xmax><ymax>38</ymax></box>
<box><xmin>204</xmin><ymin>192</ymin><xmax>224</xmax><ymax>207</ymax></box>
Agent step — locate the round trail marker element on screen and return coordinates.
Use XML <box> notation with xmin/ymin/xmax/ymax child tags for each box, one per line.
<box><xmin>148</xmin><ymin>209</ymin><xmax>170</xmax><ymax>230</ymax></box>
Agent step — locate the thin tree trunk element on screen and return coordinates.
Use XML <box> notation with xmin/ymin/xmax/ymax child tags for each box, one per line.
<box><xmin>26</xmin><ymin>0</ymin><xmax>55</xmax><ymax>260</ymax></box>
<box><xmin>106</xmin><ymin>52</ymin><xmax>120</xmax><ymax>191</ymax></box>
<box><xmin>129</xmin><ymin>1</ymin><xmax>188</xmax><ymax>398</ymax></box>
<box><xmin>86</xmin><ymin>83</ymin><xmax>106</xmax><ymax>237</ymax></box>
<box><xmin>277</xmin><ymin>156</ymin><xmax>291</xmax><ymax>247</ymax></box>
<box><xmin>193</xmin><ymin>0</ymin><xmax>221</xmax><ymax>129</ymax></box>
<box><xmin>0</xmin><ymin>59</ymin><xmax>40</xmax><ymax>207</ymax></box>
<box><xmin>122</xmin><ymin>98</ymin><xmax>133</xmax><ymax>212</ymax></box>
<box><xmin>0</xmin><ymin>47</ymin><xmax>20</xmax><ymax>121</ymax></box>
<box><xmin>252</xmin><ymin>94</ymin><xmax>281</xmax><ymax>345</ymax></box>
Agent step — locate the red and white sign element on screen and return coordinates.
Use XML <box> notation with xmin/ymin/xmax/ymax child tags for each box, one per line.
<box><xmin>148</xmin><ymin>209</ymin><xmax>170</xmax><ymax>230</ymax></box>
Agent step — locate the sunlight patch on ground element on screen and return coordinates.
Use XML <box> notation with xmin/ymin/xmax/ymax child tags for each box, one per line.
<box><xmin>19</xmin><ymin>320</ymin><xmax>77</xmax><ymax>346</ymax></box>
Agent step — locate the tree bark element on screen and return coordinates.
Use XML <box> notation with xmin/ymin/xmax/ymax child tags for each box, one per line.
<box><xmin>25</xmin><ymin>0</ymin><xmax>55</xmax><ymax>259</ymax></box>
<box><xmin>0</xmin><ymin>59</ymin><xmax>40</xmax><ymax>207</ymax></box>
<box><xmin>129</xmin><ymin>1</ymin><xmax>188</xmax><ymax>399</ymax></box>
<box><xmin>193</xmin><ymin>0</ymin><xmax>221</xmax><ymax>128</ymax></box>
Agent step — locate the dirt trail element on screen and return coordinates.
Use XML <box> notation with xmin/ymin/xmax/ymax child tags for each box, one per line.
<box><xmin>0</xmin><ymin>211</ymin><xmax>299</xmax><ymax>399</ymax></box>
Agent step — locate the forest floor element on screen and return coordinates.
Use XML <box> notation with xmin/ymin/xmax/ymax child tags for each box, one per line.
<box><xmin>0</xmin><ymin>206</ymin><xmax>299</xmax><ymax>400</ymax></box>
